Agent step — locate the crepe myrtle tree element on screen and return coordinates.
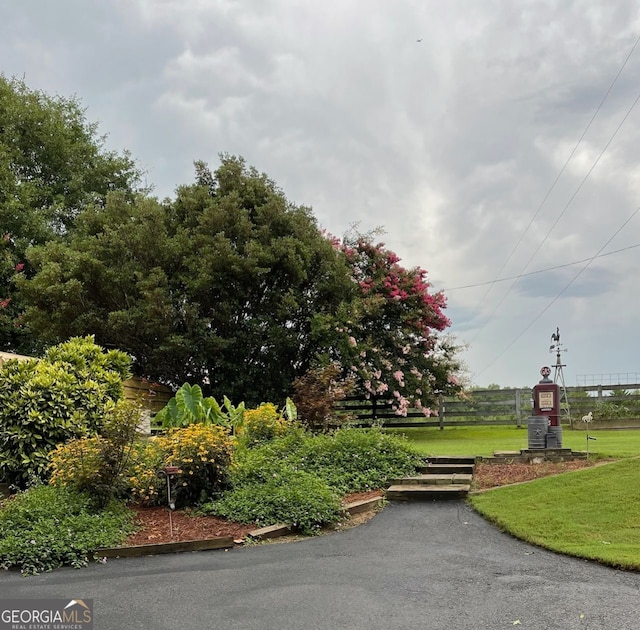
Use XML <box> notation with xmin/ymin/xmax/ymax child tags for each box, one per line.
<box><xmin>317</xmin><ymin>235</ymin><xmax>463</xmax><ymax>416</ymax></box>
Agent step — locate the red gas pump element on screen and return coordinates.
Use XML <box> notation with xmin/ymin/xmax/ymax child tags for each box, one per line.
<box><xmin>531</xmin><ymin>366</ymin><xmax>563</xmax><ymax>448</ymax></box>
<box><xmin>532</xmin><ymin>366</ymin><xmax>560</xmax><ymax>426</ymax></box>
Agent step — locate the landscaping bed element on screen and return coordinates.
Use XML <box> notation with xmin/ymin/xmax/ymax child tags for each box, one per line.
<box><xmin>472</xmin><ymin>459</ymin><xmax>603</xmax><ymax>491</ymax></box>
<box><xmin>123</xmin><ymin>490</ymin><xmax>384</xmax><ymax>546</ymax></box>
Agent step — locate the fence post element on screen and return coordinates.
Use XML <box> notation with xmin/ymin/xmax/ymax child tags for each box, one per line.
<box><xmin>438</xmin><ymin>394</ymin><xmax>444</xmax><ymax>430</ymax></box>
<box><xmin>515</xmin><ymin>389</ymin><xmax>522</xmax><ymax>427</ymax></box>
<box><xmin>371</xmin><ymin>396</ymin><xmax>377</xmax><ymax>423</ymax></box>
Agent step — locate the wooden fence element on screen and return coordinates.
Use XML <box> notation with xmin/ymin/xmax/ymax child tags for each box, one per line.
<box><xmin>335</xmin><ymin>383</ymin><xmax>640</xmax><ymax>429</ymax></box>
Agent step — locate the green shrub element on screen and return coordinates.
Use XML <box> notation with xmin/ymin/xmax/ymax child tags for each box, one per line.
<box><xmin>155</xmin><ymin>424</ymin><xmax>233</xmax><ymax>507</ymax></box>
<box><xmin>299</xmin><ymin>427</ymin><xmax>422</xmax><ymax>493</ymax></box>
<box><xmin>126</xmin><ymin>438</ymin><xmax>166</xmax><ymax>506</ymax></box>
<box><xmin>230</xmin><ymin>428</ymin><xmax>308</xmax><ymax>487</ymax></box>
<box><xmin>202</xmin><ymin>469</ymin><xmax>343</xmax><ymax>534</ymax></box>
<box><xmin>0</xmin><ymin>336</ymin><xmax>131</xmax><ymax>487</ymax></box>
<box><xmin>235</xmin><ymin>402</ymin><xmax>292</xmax><ymax>448</ymax></box>
<box><xmin>0</xmin><ymin>485</ymin><xmax>134</xmax><ymax>575</ymax></box>
<box><xmin>48</xmin><ymin>400</ymin><xmax>142</xmax><ymax>508</ymax></box>
<box><xmin>230</xmin><ymin>426</ymin><xmax>420</xmax><ymax>495</ymax></box>
<box><xmin>593</xmin><ymin>400</ymin><xmax>632</xmax><ymax>420</ymax></box>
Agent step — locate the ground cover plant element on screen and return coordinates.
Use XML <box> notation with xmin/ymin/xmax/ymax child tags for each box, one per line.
<box><xmin>201</xmin><ymin>425</ymin><xmax>422</xmax><ymax>531</ymax></box>
<box><xmin>469</xmin><ymin>458</ymin><xmax>640</xmax><ymax>570</ymax></box>
<box><xmin>0</xmin><ymin>485</ymin><xmax>135</xmax><ymax>575</ymax></box>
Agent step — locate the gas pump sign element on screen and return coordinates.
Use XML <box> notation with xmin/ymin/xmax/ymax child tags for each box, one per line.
<box><xmin>537</xmin><ymin>390</ymin><xmax>555</xmax><ymax>412</ymax></box>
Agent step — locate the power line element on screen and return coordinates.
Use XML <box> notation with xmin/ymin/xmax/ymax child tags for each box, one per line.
<box><xmin>443</xmin><ymin>242</ymin><xmax>640</xmax><ymax>291</ymax></box>
<box><xmin>469</xmin><ymin>85</ymin><xmax>640</xmax><ymax>343</ymax></box>
<box><xmin>477</xmin><ymin>32</ymin><xmax>640</xmax><ymax>298</ymax></box>
<box><xmin>475</xmin><ymin>205</ymin><xmax>640</xmax><ymax>379</ymax></box>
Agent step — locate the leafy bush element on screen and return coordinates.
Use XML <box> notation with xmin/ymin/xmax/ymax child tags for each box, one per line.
<box><xmin>235</xmin><ymin>402</ymin><xmax>292</xmax><ymax>448</ymax></box>
<box><xmin>0</xmin><ymin>336</ymin><xmax>131</xmax><ymax>487</ymax></box>
<box><xmin>593</xmin><ymin>401</ymin><xmax>632</xmax><ymax>420</ymax></box>
<box><xmin>126</xmin><ymin>438</ymin><xmax>166</xmax><ymax>506</ymax></box>
<box><xmin>48</xmin><ymin>400</ymin><xmax>142</xmax><ymax>507</ymax></box>
<box><xmin>292</xmin><ymin>363</ymin><xmax>355</xmax><ymax>430</ymax></box>
<box><xmin>231</xmin><ymin>426</ymin><xmax>421</xmax><ymax>495</ymax></box>
<box><xmin>154</xmin><ymin>382</ymin><xmax>245</xmax><ymax>429</ymax></box>
<box><xmin>229</xmin><ymin>427</ymin><xmax>308</xmax><ymax>487</ymax></box>
<box><xmin>0</xmin><ymin>485</ymin><xmax>134</xmax><ymax>575</ymax></box>
<box><xmin>155</xmin><ymin>424</ymin><xmax>233</xmax><ymax>507</ymax></box>
<box><xmin>298</xmin><ymin>427</ymin><xmax>422</xmax><ymax>493</ymax></box>
<box><xmin>202</xmin><ymin>469</ymin><xmax>343</xmax><ymax>534</ymax></box>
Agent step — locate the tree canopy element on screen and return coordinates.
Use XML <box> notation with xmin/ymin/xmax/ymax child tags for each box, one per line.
<box><xmin>6</xmin><ymin>77</ymin><xmax>463</xmax><ymax>409</ymax></box>
<box><xmin>19</xmin><ymin>157</ymin><xmax>355</xmax><ymax>405</ymax></box>
<box><xmin>0</xmin><ymin>75</ymin><xmax>141</xmax><ymax>353</ymax></box>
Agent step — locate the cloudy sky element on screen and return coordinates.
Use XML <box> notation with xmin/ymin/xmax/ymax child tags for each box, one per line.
<box><xmin>2</xmin><ymin>0</ymin><xmax>640</xmax><ymax>388</ymax></box>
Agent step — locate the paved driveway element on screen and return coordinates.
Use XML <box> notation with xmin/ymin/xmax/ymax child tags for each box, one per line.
<box><xmin>1</xmin><ymin>501</ymin><xmax>638</xmax><ymax>630</ymax></box>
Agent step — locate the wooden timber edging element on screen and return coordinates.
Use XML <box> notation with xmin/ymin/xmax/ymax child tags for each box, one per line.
<box><xmin>95</xmin><ymin>496</ymin><xmax>384</xmax><ymax>559</ymax></box>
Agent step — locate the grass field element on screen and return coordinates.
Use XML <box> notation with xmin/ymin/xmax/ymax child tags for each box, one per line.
<box><xmin>387</xmin><ymin>425</ymin><xmax>640</xmax><ymax>458</ymax></box>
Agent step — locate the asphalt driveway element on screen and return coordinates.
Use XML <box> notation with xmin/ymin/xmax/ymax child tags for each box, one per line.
<box><xmin>1</xmin><ymin>500</ymin><xmax>638</xmax><ymax>630</ymax></box>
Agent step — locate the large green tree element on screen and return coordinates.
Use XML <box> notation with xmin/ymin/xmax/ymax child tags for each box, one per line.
<box><xmin>0</xmin><ymin>76</ymin><xmax>141</xmax><ymax>353</ymax></box>
<box><xmin>19</xmin><ymin>156</ymin><xmax>354</xmax><ymax>405</ymax></box>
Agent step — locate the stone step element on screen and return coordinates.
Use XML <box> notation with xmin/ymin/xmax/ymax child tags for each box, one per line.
<box><xmin>418</xmin><ymin>463</ymin><xmax>475</xmax><ymax>475</ymax></box>
<box><xmin>390</xmin><ymin>473</ymin><xmax>473</xmax><ymax>486</ymax></box>
<box><xmin>426</xmin><ymin>456</ymin><xmax>476</xmax><ymax>465</ymax></box>
<box><xmin>386</xmin><ymin>484</ymin><xmax>470</xmax><ymax>500</ymax></box>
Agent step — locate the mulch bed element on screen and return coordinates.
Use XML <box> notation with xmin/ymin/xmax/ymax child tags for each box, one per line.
<box><xmin>472</xmin><ymin>459</ymin><xmax>603</xmax><ymax>491</ymax></box>
<box><xmin>123</xmin><ymin>490</ymin><xmax>384</xmax><ymax>546</ymax></box>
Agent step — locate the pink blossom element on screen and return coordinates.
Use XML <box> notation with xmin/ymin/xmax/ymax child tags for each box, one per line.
<box><xmin>393</xmin><ymin>370</ymin><xmax>405</xmax><ymax>387</ymax></box>
<box><xmin>422</xmin><ymin>407</ymin><xmax>432</xmax><ymax>417</ymax></box>
<box><xmin>0</xmin><ymin>298</ymin><xmax>10</xmax><ymax>309</ymax></box>
<box><xmin>14</xmin><ymin>263</ymin><xmax>24</xmax><ymax>272</ymax></box>
<box><xmin>348</xmin><ymin>336</ymin><xmax>357</xmax><ymax>347</ymax></box>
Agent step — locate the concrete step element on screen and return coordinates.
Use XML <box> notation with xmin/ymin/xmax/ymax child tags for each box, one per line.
<box><xmin>386</xmin><ymin>484</ymin><xmax>471</xmax><ymax>501</ymax></box>
<box><xmin>418</xmin><ymin>463</ymin><xmax>475</xmax><ymax>475</ymax></box>
<box><xmin>390</xmin><ymin>473</ymin><xmax>473</xmax><ymax>486</ymax></box>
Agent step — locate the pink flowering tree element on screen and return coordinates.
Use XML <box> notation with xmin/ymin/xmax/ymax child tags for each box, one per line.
<box><xmin>320</xmin><ymin>236</ymin><xmax>463</xmax><ymax>416</ymax></box>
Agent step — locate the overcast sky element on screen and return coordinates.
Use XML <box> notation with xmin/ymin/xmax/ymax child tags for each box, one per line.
<box><xmin>2</xmin><ymin>0</ymin><xmax>640</xmax><ymax>389</ymax></box>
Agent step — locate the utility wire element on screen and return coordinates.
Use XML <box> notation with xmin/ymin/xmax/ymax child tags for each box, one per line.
<box><xmin>443</xmin><ymin>242</ymin><xmax>640</xmax><ymax>291</ymax></box>
<box><xmin>470</xmin><ymin>85</ymin><xmax>640</xmax><ymax>343</ymax></box>
<box><xmin>475</xmin><ymin>205</ymin><xmax>640</xmax><ymax>379</ymax></box>
<box><xmin>469</xmin><ymin>33</ymin><xmax>640</xmax><ymax>342</ymax></box>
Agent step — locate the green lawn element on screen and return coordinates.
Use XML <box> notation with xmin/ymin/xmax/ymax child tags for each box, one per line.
<box><xmin>470</xmin><ymin>458</ymin><xmax>640</xmax><ymax>570</ymax></box>
<box><xmin>387</xmin><ymin>425</ymin><xmax>640</xmax><ymax>458</ymax></box>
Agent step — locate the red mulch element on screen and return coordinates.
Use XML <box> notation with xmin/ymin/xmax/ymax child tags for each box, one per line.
<box><xmin>472</xmin><ymin>459</ymin><xmax>604</xmax><ymax>491</ymax></box>
<box><xmin>123</xmin><ymin>490</ymin><xmax>383</xmax><ymax>547</ymax></box>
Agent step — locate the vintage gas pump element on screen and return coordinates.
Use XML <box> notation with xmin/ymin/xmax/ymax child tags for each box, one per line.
<box><xmin>531</xmin><ymin>366</ymin><xmax>563</xmax><ymax>448</ymax></box>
